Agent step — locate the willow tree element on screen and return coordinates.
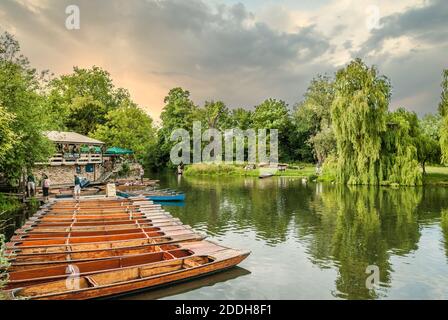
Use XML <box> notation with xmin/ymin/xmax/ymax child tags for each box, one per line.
<box><xmin>439</xmin><ymin>70</ymin><xmax>448</xmax><ymax>164</ymax></box>
<box><xmin>381</xmin><ymin>109</ymin><xmax>422</xmax><ymax>186</ymax></box>
<box><xmin>331</xmin><ymin>59</ymin><xmax>390</xmax><ymax>185</ymax></box>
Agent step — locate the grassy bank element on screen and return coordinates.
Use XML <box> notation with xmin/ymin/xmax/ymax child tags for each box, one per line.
<box><xmin>423</xmin><ymin>166</ymin><xmax>448</xmax><ymax>185</ymax></box>
<box><xmin>0</xmin><ymin>194</ymin><xmax>21</xmax><ymax>213</ymax></box>
<box><xmin>183</xmin><ymin>164</ymin><xmax>448</xmax><ymax>185</ymax></box>
<box><xmin>184</xmin><ymin>163</ymin><xmax>319</xmax><ymax>179</ymax></box>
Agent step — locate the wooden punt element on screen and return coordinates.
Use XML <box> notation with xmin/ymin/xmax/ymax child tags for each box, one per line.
<box><xmin>45</xmin><ymin>207</ymin><xmax>145</xmax><ymax>214</ymax></box>
<box><xmin>6</xmin><ymin>228</ymin><xmax>197</xmax><ymax>249</ymax></box>
<box><xmin>11</xmin><ymin>225</ymin><xmax>190</xmax><ymax>241</ymax></box>
<box><xmin>6</xmin><ymin>240</ymin><xmax>216</xmax><ymax>272</ymax></box>
<box><xmin>22</xmin><ymin>216</ymin><xmax>177</xmax><ymax>228</ymax></box>
<box><xmin>7</xmin><ymin>243</ymin><xmax>183</xmax><ymax>271</ymax></box>
<box><xmin>31</xmin><ymin>213</ymin><xmax>161</xmax><ymax>221</ymax></box>
<box><xmin>17</xmin><ymin>219</ymin><xmax>182</xmax><ymax>234</ymax></box>
<box><xmin>33</xmin><ymin>208</ymin><xmax>166</xmax><ymax>217</ymax></box>
<box><xmin>5</xmin><ymin>233</ymin><xmax>205</xmax><ymax>256</ymax></box>
<box><xmin>24</xmin><ymin>217</ymin><xmax>173</xmax><ymax>228</ymax></box>
<box><xmin>6</xmin><ymin>244</ymin><xmax>250</xmax><ymax>299</ymax></box>
<box><xmin>10</xmin><ymin>225</ymin><xmax>192</xmax><ymax>242</ymax></box>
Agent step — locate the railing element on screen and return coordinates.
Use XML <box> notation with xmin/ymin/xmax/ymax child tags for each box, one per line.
<box><xmin>35</xmin><ymin>153</ymin><xmax>103</xmax><ymax>166</ymax></box>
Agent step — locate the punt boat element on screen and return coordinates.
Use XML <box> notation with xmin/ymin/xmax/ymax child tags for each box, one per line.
<box><xmin>5</xmin><ymin>241</ymin><xmax>250</xmax><ymax>299</ymax></box>
<box><xmin>6</xmin><ymin>228</ymin><xmax>198</xmax><ymax>248</ymax></box>
<box><xmin>5</xmin><ymin>233</ymin><xmax>205</xmax><ymax>256</ymax></box>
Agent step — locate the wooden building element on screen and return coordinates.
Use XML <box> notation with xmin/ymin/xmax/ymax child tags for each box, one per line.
<box><xmin>33</xmin><ymin>131</ymin><xmax>106</xmax><ymax>185</ymax></box>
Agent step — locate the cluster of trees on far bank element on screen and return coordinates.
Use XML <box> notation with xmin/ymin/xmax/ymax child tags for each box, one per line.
<box><xmin>0</xmin><ymin>32</ymin><xmax>157</xmax><ymax>185</ymax></box>
<box><xmin>1</xmin><ymin>31</ymin><xmax>448</xmax><ymax>186</ymax></box>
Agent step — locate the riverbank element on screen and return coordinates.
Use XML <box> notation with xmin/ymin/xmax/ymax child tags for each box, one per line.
<box><xmin>183</xmin><ymin>164</ymin><xmax>448</xmax><ymax>185</ymax></box>
<box><xmin>183</xmin><ymin>163</ymin><xmax>319</xmax><ymax>179</ymax></box>
<box><xmin>423</xmin><ymin>166</ymin><xmax>448</xmax><ymax>185</ymax></box>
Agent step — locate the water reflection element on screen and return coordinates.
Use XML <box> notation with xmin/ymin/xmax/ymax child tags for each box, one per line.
<box><xmin>123</xmin><ymin>267</ymin><xmax>251</xmax><ymax>300</ymax></box>
<box><xmin>151</xmin><ymin>174</ymin><xmax>448</xmax><ymax>299</ymax></box>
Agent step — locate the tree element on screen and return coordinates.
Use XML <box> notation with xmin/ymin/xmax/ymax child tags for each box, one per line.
<box><xmin>417</xmin><ymin>114</ymin><xmax>441</xmax><ymax>173</ymax></box>
<box><xmin>230</xmin><ymin>108</ymin><xmax>252</xmax><ymax>130</ymax></box>
<box><xmin>0</xmin><ymin>32</ymin><xmax>54</xmax><ymax>184</ymax></box>
<box><xmin>198</xmin><ymin>100</ymin><xmax>231</xmax><ymax>129</ymax></box>
<box><xmin>47</xmin><ymin>66</ymin><xmax>131</xmax><ymax>135</ymax></box>
<box><xmin>294</xmin><ymin>75</ymin><xmax>335</xmax><ymax>164</ymax></box>
<box><xmin>331</xmin><ymin>59</ymin><xmax>390</xmax><ymax>185</ymax></box>
<box><xmin>0</xmin><ymin>106</ymin><xmax>16</xmax><ymax>162</ymax></box>
<box><xmin>153</xmin><ymin>88</ymin><xmax>199</xmax><ymax>168</ymax></box>
<box><xmin>92</xmin><ymin>103</ymin><xmax>157</xmax><ymax>163</ymax></box>
<box><xmin>381</xmin><ymin>109</ymin><xmax>422</xmax><ymax>185</ymax></box>
<box><xmin>252</xmin><ymin>99</ymin><xmax>292</xmax><ymax>162</ymax></box>
<box><xmin>438</xmin><ymin>70</ymin><xmax>448</xmax><ymax>164</ymax></box>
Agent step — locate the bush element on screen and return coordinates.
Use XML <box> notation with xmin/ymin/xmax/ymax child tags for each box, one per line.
<box><xmin>0</xmin><ymin>234</ymin><xmax>10</xmax><ymax>299</ymax></box>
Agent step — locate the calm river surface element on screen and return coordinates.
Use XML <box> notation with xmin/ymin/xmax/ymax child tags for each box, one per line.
<box><xmin>124</xmin><ymin>174</ymin><xmax>448</xmax><ymax>300</ymax></box>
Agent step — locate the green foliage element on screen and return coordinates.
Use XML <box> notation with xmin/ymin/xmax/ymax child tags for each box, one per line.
<box><xmin>0</xmin><ymin>194</ymin><xmax>21</xmax><ymax>212</ymax></box>
<box><xmin>0</xmin><ymin>106</ymin><xmax>16</xmax><ymax>162</ymax></box>
<box><xmin>92</xmin><ymin>103</ymin><xmax>157</xmax><ymax>163</ymax></box>
<box><xmin>439</xmin><ymin>70</ymin><xmax>448</xmax><ymax>164</ymax></box>
<box><xmin>230</xmin><ymin>108</ymin><xmax>252</xmax><ymax>129</ymax></box>
<box><xmin>184</xmin><ymin>163</ymin><xmax>258</xmax><ymax>176</ymax></box>
<box><xmin>0</xmin><ymin>32</ymin><xmax>54</xmax><ymax>183</ymax></box>
<box><xmin>117</xmin><ymin>161</ymin><xmax>131</xmax><ymax>178</ymax></box>
<box><xmin>197</xmin><ymin>100</ymin><xmax>231</xmax><ymax>129</ymax></box>
<box><xmin>252</xmin><ymin>98</ymin><xmax>290</xmax><ymax>131</ymax></box>
<box><xmin>331</xmin><ymin>59</ymin><xmax>390</xmax><ymax>185</ymax></box>
<box><xmin>153</xmin><ymin>88</ymin><xmax>199</xmax><ymax>168</ymax></box>
<box><xmin>47</xmin><ymin>66</ymin><xmax>132</xmax><ymax>135</ymax></box>
<box><xmin>252</xmin><ymin>99</ymin><xmax>293</xmax><ymax>162</ymax></box>
<box><xmin>381</xmin><ymin>109</ymin><xmax>422</xmax><ymax>185</ymax></box>
<box><xmin>417</xmin><ymin>115</ymin><xmax>441</xmax><ymax>173</ymax></box>
<box><xmin>0</xmin><ymin>234</ymin><xmax>10</xmax><ymax>298</ymax></box>
<box><xmin>293</xmin><ymin>75</ymin><xmax>336</xmax><ymax>164</ymax></box>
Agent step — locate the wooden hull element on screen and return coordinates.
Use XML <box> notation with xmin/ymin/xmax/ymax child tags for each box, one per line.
<box><xmin>10</xmin><ymin>225</ymin><xmax>190</xmax><ymax>242</ymax></box>
<box><xmin>8</xmin><ymin>247</ymin><xmax>250</xmax><ymax>300</ymax></box>
<box><xmin>6</xmin><ymin>233</ymin><xmax>205</xmax><ymax>255</ymax></box>
<box><xmin>3</xmin><ymin>196</ymin><xmax>249</xmax><ymax>300</ymax></box>
<box><xmin>8</xmin><ymin>243</ymin><xmax>183</xmax><ymax>271</ymax></box>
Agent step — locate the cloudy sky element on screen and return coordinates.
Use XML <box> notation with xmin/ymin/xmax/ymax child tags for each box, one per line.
<box><xmin>0</xmin><ymin>0</ymin><xmax>447</xmax><ymax>120</ymax></box>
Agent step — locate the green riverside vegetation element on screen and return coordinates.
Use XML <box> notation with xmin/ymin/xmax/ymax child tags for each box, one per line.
<box><xmin>1</xmin><ymin>31</ymin><xmax>448</xmax><ymax>186</ymax></box>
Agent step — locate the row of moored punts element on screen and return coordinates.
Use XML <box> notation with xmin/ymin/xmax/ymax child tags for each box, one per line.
<box><xmin>1</xmin><ymin>196</ymin><xmax>249</xmax><ymax>300</ymax></box>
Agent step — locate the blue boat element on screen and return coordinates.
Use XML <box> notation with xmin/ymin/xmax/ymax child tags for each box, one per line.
<box><xmin>116</xmin><ymin>190</ymin><xmax>185</xmax><ymax>202</ymax></box>
<box><xmin>145</xmin><ymin>193</ymin><xmax>186</xmax><ymax>202</ymax></box>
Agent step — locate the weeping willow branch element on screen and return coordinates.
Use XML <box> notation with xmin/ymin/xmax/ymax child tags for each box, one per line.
<box><xmin>331</xmin><ymin>59</ymin><xmax>422</xmax><ymax>186</ymax></box>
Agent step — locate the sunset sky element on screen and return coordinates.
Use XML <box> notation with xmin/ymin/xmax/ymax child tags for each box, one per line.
<box><xmin>1</xmin><ymin>0</ymin><xmax>447</xmax><ymax>121</ymax></box>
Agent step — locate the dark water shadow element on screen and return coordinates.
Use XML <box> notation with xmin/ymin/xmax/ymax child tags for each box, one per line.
<box><xmin>120</xmin><ymin>266</ymin><xmax>251</xmax><ymax>300</ymax></box>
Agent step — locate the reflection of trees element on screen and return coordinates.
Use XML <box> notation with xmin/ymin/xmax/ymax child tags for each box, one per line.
<box><xmin>160</xmin><ymin>175</ymin><xmax>319</xmax><ymax>244</ymax></box>
<box><xmin>441</xmin><ymin>210</ymin><xmax>448</xmax><ymax>261</ymax></box>
<box><xmin>156</xmin><ymin>173</ymin><xmax>431</xmax><ymax>299</ymax></box>
<box><xmin>301</xmin><ymin>186</ymin><xmax>423</xmax><ymax>299</ymax></box>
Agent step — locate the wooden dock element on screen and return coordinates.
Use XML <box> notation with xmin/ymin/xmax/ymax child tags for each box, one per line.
<box><xmin>1</xmin><ymin>195</ymin><xmax>250</xmax><ymax>300</ymax></box>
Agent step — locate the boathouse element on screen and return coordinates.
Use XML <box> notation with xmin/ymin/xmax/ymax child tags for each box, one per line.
<box><xmin>33</xmin><ymin>131</ymin><xmax>106</xmax><ymax>185</ymax></box>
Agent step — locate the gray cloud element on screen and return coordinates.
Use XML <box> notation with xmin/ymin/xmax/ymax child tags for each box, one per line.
<box><xmin>354</xmin><ymin>0</ymin><xmax>448</xmax><ymax>115</ymax></box>
<box><xmin>358</xmin><ymin>0</ymin><xmax>448</xmax><ymax>56</ymax></box>
<box><xmin>0</xmin><ymin>0</ymin><xmax>335</xmax><ymax>112</ymax></box>
<box><xmin>0</xmin><ymin>0</ymin><xmax>446</xmax><ymax>117</ymax></box>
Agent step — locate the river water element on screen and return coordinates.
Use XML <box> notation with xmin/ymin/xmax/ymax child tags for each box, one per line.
<box><xmin>125</xmin><ymin>174</ymin><xmax>448</xmax><ymax>300</ymax></box>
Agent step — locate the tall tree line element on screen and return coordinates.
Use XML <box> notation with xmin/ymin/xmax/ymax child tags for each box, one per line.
<box><xmin>1</xmin><ymin>31</ymin><xmax>447</xmax><ymax>186</ymax></box>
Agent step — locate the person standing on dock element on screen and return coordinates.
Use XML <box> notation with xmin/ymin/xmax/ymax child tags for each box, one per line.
<box><xmin>74</xmin><ymin>174</ymin><xmax>81</xmax><ymax>202</ymax></box>
<box><xmin>42</xmin><ymin>174</ymin><xmax>50</xmax><ymax>202</ymax></box>
<box><xmin>27</xmin><ymin>173</ymin><xmax>36</xmax><ymax>197</ymax></box>
<box><xmin>177</xmin><ymin>161</ymin><xmax>184</xmax><ymax>175</ymax></box>
<box><xmin>139</xmin><ymin>166</ymin><xmax>145</xmax><ymax>184</ymax></box>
